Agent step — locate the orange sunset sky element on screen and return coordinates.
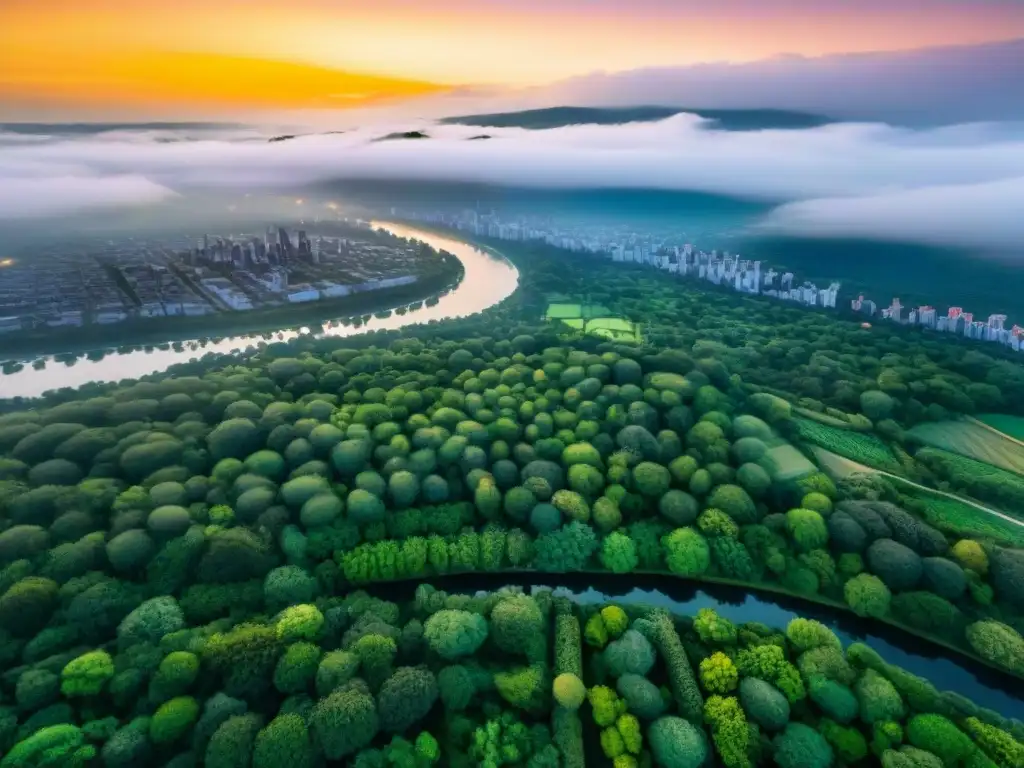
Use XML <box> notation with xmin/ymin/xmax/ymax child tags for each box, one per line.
<box><xmin>3</xmin><ymin>0</ymin><xmax>1024</xmax><ymax>117</ymax></box>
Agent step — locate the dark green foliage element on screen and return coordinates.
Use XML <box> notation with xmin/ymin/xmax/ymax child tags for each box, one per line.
<box><xmin>253</xmin><ymin>714</ymin><xmax>313</xmax><ymax>768</ymax></box>
<box><xmin>205</xmin><ymin>712</ymin><xmax>263</xmax><ymax>768</ymax></box>
<box><xmin>739</xmin><ymin>677</ymin><xmax>790</xmax><ymax>731</ymax></box>
<box><xmin>641</xmin><ymin>610</ymin><xmax>703</xmax><ymax>723</ymax></box>
<box><xmin>868</xmin><ymin>539</ymin><xmax>924</xmax><ymax>592</ymax></box>
<box><xmin>377</xmin><ymin>666</ymin><xmax>438</xmax><ymax>732</ymax></box>
<box><xmin>310</xmin><ymin>683</ymin><xmax>380</xmax><ymax>760</ymax></box>
<box><xmin>773</xmin><ymin>722</ymin><xmax>835</xmax><ymax>768</ymax></box>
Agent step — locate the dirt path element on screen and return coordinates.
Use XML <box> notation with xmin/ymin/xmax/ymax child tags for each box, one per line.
<box><xmin>809</xmin><ymin>446</ymin><xmax>1024</xmax><ymax>530</ymax></box>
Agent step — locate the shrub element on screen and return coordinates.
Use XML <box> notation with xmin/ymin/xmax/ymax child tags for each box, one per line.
<box><xmin>856</xmin><ymin>669</ymin><xmax>906</xmax><ymax>725</ymax></box>
<box><xmin>963</xmin><ymin>716</ymin><xmax>1024</xmax><ymax>768</ymax></box>
<box><xmin>640</xmin><ymin>610</ymin><xmax>703</xmax><ymax>723</ymax></box>
<box><xmin>808</xmin><ymin>675</ymin><xmax>858</xmax><ymax>724</ymax></box>
<box><xmin>0</xmin><ymin>575</ymin><xmax>58</xmax><ymax>636</ymax></box>
<box><xmin>150</xmin><ymin>651</ymin><xmax>200</xmax><ymax>700</ymax></box>
<box><xmin>206</xmin><ymin>713</ymin><xmax>263</xmax><ymax>768</ymax></box>
<box><xmin>61</xmin><ymin>650</ymin><xmax>114</xmax><ymax>697</ymax></box>
<box><xmin>274</xmin><ymin>642</ymin><xmax>321</xmax><ymax>694</ymax></box>
<box><xmin>863</xmin><ymin>533</ymin><xmax>921</xmax><ymax>588</ymax></box>
<box><xmin>105</xmin><ymin>529</ymin><xmax>156</xmax><ymax>573</ymax></box>
<box><xmin>699</xmin><ymin>652</ymin><xmax>738</xmax><ymax>695</ymax></box>
<box><xmin>601</xmin><ymin>532</ymin><xmax>639</xmax><ymax>573</ymax></box>
<box><xmin>276</xmin><ymin>604</ymin><xmax>324</xmax><ymax>642</ymax></box>
<box><xmin>264</xmin><ymin>566</ymin><xmax>318</xmax><ymax>612</ymax></box>
<box><xmin>553</xmin><ymin>673</ymin><xmax>587</xmax><ymax>710</ymax></box>
<box><xmin>378</xmin><ymin>667</ymin><xmax>439</xmax><ymax>733</ymax></box>
<box><xmin>149</xmin><ymin>696</ymin><xmax>199</xmax><ymax>746</ymax></box>
<box><xmin>648</xmin><ymin>716</ymin><xmax>708</xmax><ymax>768</ymax></box>
<box><xmin>951</xmin><ymin>540</ymin><xmax>988</xmax><ymax>574</ymax></box>
<box><xmin>253</xmin><ymin>713</ymin><xmax>313</xmax><ymax>768</ymax></box>
<box><xmin>739</xmin><ymin>677</ymin><xmax>790</xmax><ymax>732</ymax></box>
<box><xmin>617</xmin><ymin>673</ymin><xmax>666</xmax><ymax>720</ymax></box>
<box><xmin>494</xmin><ymin>664</ymin><xmax>546</xmax><ymax>714</ymax></box>
<box><xmin>786</xmin><ymin>618</ymin><xmax>840</xmax><ymax>653</ymax></box>
<box><xmin>820</xmin><ymin>718</ymin><xmax>869</xmax><ymax>764</ymax></box>
<box><xmin>633</xmin><ymin>462</ymin><xmax>671</xmax><ymax>497</ymax></box>
<box><xmin>663</xmin><ymin>528</ymin><xmax>710</xmax><ymax>576</ymax></box>
<box><xmin>773</xmin><ymin>722</ymin><xmax>835</xmax><ymax>768</ymax></box>
<box><xmin>491</xmin><ymin>595</ymin><xmax>544</xmax><ymax>657</ymax></box>
<box><xmin>965</xmin><ymin>620</ymin><xmax>1024</xmax><ymax>676</ymax></box>
<box><xmin>921</xmin><ymin>557</ymin><xmax>967</xmax><ymax>601</ymax></box>
<box><xmin>694</xmin><ymin>608</ymin><xmax>738</xmax><ymax>646</ymax></box>
<box><xmin>534</xmin><ymin>522</ymin><xmax>598</xmax><ymax>572</ymax></box>
<box><xmin>906</xmin><ymin>714</ymin><xmax>978</xmax><ymax>767</ymax></box>
<box><xmin>844</xmin><ymin>573</ymin><xmax>892</xmax><ymax>618</ymax></box>
<box><xmin>316</xmin><ymin>650</ymin><xmax>360</xmax><ymax>696</ymax></box>
<box><xmin>604</xmin><ymin>629</ymin><xmax>656</xmax><ymax>678</ymax></box>
<box><xmin>786</xmin><ymin>508</ymin><xmax>829</xmax><ymax>552</ymax></box>
<box><xmin>310</xmin><ymin>684</ymin><xmax>380</xmax><ymax>759</ymax></box>
<box><xmin>708</xmin><ymin>484</ymin><xmax>759</xmax><ymax>525</ymax></box>
<box><xmin>658</xmin><ymin>490</ymin><xmax>699</xmax><ymax>526</ymax></box>
<box><xmin>424</xmin><ymin>609</ymin><xmax>488</xmax><ymax>660</ymax></box>
<box><xmin>117</xmin><ymin>595</ymin><xmax>185</xmax><ymax>647</ymax></box>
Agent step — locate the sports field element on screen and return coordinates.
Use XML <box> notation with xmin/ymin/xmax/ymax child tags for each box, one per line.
<box><xmin>907</xmin><ymin>419</ymin><xmax>1024</xmax><ymax>476</ymax></box>
<box><xmin>545</xmin><ymin>302</ymin><xmax>642</xmax><ymax>343</ymax></box>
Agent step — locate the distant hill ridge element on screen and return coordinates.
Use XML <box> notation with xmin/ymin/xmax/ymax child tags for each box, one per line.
<box><xmin>440</xmin><ymin>105</ymin><xmax>833</xmax><ymax>131</ymax></box>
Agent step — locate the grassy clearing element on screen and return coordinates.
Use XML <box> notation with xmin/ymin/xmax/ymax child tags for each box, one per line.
<box><xmin>794</xmin><ymin>417</ymin><xmax>902</xmax><ymax>473</ymax></box>
<box><xmin>760</xmin><ymin>443</ymin><xmax>817</xmax><ymax>482</ymax></box>
<box><xmin>976</xmin><ymin>414</ymin><xmax>1024</xmax><ymax>443</ymax></box>
<box><xmin>908</xmin><ymin>419</ymin><xmax>1024</xmax><ymax>476</ymax></box>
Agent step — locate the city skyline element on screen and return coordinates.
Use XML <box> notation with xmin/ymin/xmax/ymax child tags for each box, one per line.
<box><xmin>3</xmin><ymin>0</ymin><xmax>1023</xmax><ymax>118</ymax></box>
<box><xmin>396</xmin><ymin>205</ymin><xmax>1024</xmax><ymax>354</ymax></box>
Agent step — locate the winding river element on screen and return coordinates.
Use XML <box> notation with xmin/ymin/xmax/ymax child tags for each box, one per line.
<box><xmin>0</xmin><ymin>223</ymin><xmax>518</xmax><ymax>399</ymax></box>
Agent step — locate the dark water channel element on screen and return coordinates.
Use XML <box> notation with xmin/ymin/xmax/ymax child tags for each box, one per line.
<box><xmin>367</xmin><ymin>572</ymin><xmax>1024</xmax><ymax>722</ymax></box>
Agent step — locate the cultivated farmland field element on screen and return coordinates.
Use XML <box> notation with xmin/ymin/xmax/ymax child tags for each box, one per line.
<box><xmin>906</xmin><ymin>492</ymin><xmax>1024</xmax><ymax>547</ymax></box>
<box><xmin>977</xmin><ymin>414</ymin><xmax>1024</xmax><ymax>442</ymax></box>
<box><xmin>794</xmin><ymin>417</ymin><xmax>902</xmax><ymax>473</ymax></box>
<box><xmin>908</xmin><ymin>419</ymin><xmax>1024</xmax><ymax>475</ymax></box>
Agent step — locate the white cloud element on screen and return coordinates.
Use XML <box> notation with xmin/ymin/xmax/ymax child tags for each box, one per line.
<box><xmin>756</xmin><ymin>177</ymin><xmax>1024</xmax><ymax>250</ymax></box>
<box><xmin>0</xmin><ymin>115</ymin><xmax>1023</xmax><ymax>249</ymax></box>
<box><xmin>0</xmin><ymin>174</ymin><xmax>177</xmax><ymax>220</ymax></box>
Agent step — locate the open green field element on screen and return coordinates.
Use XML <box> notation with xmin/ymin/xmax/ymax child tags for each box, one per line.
<box><xmin>917</xmin><ymin>446</ymin><xmax>1024</xmax><ymax>489</ymax></box>
<box><xmin>546</xmin><ymin>301</ymin><xmax>642</xmax><ymax>343</ymax></box>
<box><xmin>905</xmin><ymin>491</ymin><xmax>1024</xmax><ymax>547</ymax></box>
<box><xmin>759</xmin><ymin>442</ymin><xmax>817</xmax><ymax>482</ymax></box>
<box><xmin>794</xmin><ymin>417</ymin><xmax>902</xmax><ymax>473</ymax></box>
<box><xmin>908</xmin><ymin>419</ymin><xmax>1024</xmax><ymax>476</ymax></box>
<box><xmin>976</xmin><ymin>414</ymin><xmax>1024</xmax><ymax>442</ymax></box>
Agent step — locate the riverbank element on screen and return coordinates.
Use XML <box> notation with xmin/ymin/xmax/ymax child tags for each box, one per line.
<box><xmin>0</xmin><ymin>260</ymin><xmax>463</xmax><ymax>361</ymax></box>
<box><xmin>354</xmin><ymin>571</ymin><xmax>1024</xmax><ymax>721</ymax></box>
<box><xmin>0</xmin><ymin>223</ymin><xmax>519</xmax><ymax>398</ymax></box>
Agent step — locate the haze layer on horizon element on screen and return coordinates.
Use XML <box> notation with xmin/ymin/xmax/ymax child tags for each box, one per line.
<box><xmin>3</xmin><ymin>0</ymin><xmax>1024</xmax><ymax>120</ymax></box>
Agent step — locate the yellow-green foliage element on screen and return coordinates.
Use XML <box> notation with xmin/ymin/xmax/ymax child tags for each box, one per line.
<box><xmin>600</xmin><ymin>606</ymin><xmax>629</xmax><ymax>638</ymax></box>
<box><xmin>553</xmin><ymin>673</ymin><xmax>586</xmax><ymax>711</ymax></box>
<box><xmin>585</xmin><ymin>613</ymin><xmax>609</xmax><ymax>648</ymax></box>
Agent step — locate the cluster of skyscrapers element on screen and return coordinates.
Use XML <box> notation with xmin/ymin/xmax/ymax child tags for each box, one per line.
<box><xmin>188</xmin><ymin>227</ymin><xmax>326</xmax><ymax>272</ymax></box>
<box><xmin>853</xmin><ymin>296</ymin><xmax>1024</xmax><ymax>352</ymax></box>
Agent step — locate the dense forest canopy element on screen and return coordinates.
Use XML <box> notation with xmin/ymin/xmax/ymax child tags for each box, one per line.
<box><xmin>1</xmin><ymin>232</ymin><xmax>1024</xmax><ymax>766</ymax></box>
